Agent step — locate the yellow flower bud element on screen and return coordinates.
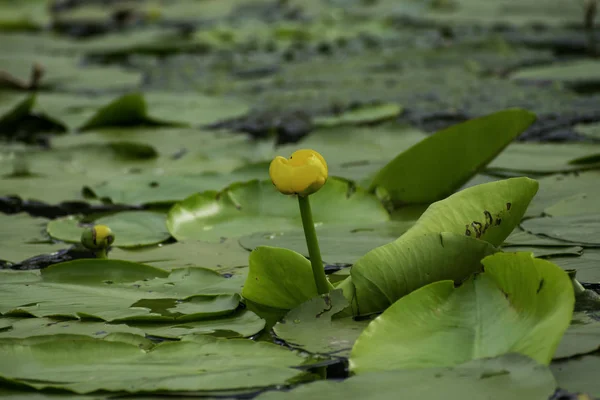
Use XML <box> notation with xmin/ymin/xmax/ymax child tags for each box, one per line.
<box><xmin>269</xmin><ymin>149</ymin><xmax>328</xmax><ymax>197</ymax></box>
<box><xmin>81</xmin><ymin>225</ymin><xmax>115</xmax><ymax>251</ymax></box>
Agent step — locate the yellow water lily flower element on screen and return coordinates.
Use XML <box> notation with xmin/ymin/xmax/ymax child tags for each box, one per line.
<box><xmin>81</xmin><ymin>225</ymin><xmax>115</xmax><ymax>251</ymax></box>
<box><xmin>269</xmin><ymin>149</ymin><xmax>328</xmax><ymax>197</ymax></box>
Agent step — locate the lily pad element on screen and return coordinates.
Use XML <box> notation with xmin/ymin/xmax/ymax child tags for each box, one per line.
<box><xmin>257</xmin><ymin>354</ymin><xmax>556</xmax><ymax>400</ymax></box>
<box><xmin>109</xmin><ymin>239</ymin><xmax>251</xmax><ymax>272</ymax></box>
<box><xmin>0</xmin><ymin>54</ymin><xmax>142</xmax><ymax>92</ymax></box>
<box><xmin>0</xmin><ymin>309</ymin><xmax>265</xmax><ymax>340</ymax></box>
<box><xmin>550</xmin><ymin>249</ymin><xmax>600</xmax><ymax>283</ymax></box>
<box><xmin>313</xmin><ymin>103</ymin><xmax>403</xmax><ymax>128</ymax></box>
<box><xmin>368</xmin><ymin>109</ymin><xmax>536</xmax><ymax>205</ymax></box>
<box><xmin>523</xmin><ymin>171</ymin><xmax>600</xmax><ymax>218</ymax></box>
<box><xmin>400</xmin><ymin>177</ymin><xmax>539</xmax><ymax>247</ymax></box>
<box><xmin>349</xmin><ymin>252</ymin><xmax>574</xmax><ymax>372</ymax></box>
<box><xmin>238</xmin><ymin>221</ymin><xmax>412</xmax><ymax>265</ymax></box>
<box><xmin>521</xmin><ymin>215</ymin><xmax>600</xmax><ymax>246</ymax></box>
<box><xmin>487</xmin><ymin>143</ymin><xmax>600</xmax><ymax>174</ymax></box>
<box><xmin>83</xmin><ymin>168</ymin><xmax>268</xmax><ymax>206</ymax></box>
<box><xmin>0</xmin><ymin>261</ymin><xmax>244</xmax><ymax>321</ymax></box>
<box><xmin>511</xmin><ymin>60</ymin><xmax>600</xmax><ymax>89</ymax></box>
<box><xmin>554</xmin><ymin>312</ymin><xmax>600</xmax><ymax>359</ymax></box>
<box><xmin>337</xmin><ymin>177</ymin><xmax>538</xmax><ymax>315</ymax></box>
<box><xmin>503</xmin><ymin>229</ymin><xmax>590</xmax><ymax>248</ymax></box>
<box><xmin>273</xmin><ymin>290</ymin><xmax>370</xmax><ymax>357</ymax></box>
<box><xmin>502</xmin><ymin>246</ymin><xmax>584</xmax><ymax>258</ymax></box>
<box><xmin>47</xmin><ymin>211</ymin><xmax>171</xmax><ymax>248</ymax></box>
<box><xmin>0</xmin><ymin>335</ymin><xmax>307</xmax><ymax>394</ymax></box>
<box><xmin>339</xmin><ymin>232</ymin><xmax>499</xmax><ymax>316</ymax></box>
<box><xmin>241</xmin><ymin>246</ymin><xmax>324</xmax><ymax>311</ymax></box>
<box><xmin>0</xmin><ymin>213</ymin><xmax>65</xmax><ymax>264</ymax></box>
<box><xmin>167</xmin><ymin>178</ymin><xmax>390</xmax><ymax>242</ymax></box>
<box><xmin>551</xmin><ymin>355</ymin><xmax>600</xmax><ymax>397</ymax></box>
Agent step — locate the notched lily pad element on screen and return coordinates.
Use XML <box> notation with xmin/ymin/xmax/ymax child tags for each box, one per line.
<box><xmin>313</xmin><ymin>103</ymin><xmax>403</xmax><ymax>128</ymax></box>
<box><xmin>47</xmin><ymin>211</ymin><xmax>171</xmax><ymax>248</ymax></box>
<box><xmin>0</xmin><ymin>309</ymin><xmax>265</xmax><ymax>340</ymax></box>
<box><xmin>0</xmin><ymin>335</ymin><xmax>308</xmax><ymax>394</ymax></box>
<box><xmin>273</xmin><ymin>290</ymin><xmax>371</xmax><ymax>357</ymax></box>
<box><xmin>167</xmin><ymin>178</ymin><xmax>390</xmax><ymax>242</ymax></box>
<box><xmin>0</xmin><ymin>261</ymin><xmax>244</xmax><ymax>322</ymax></box>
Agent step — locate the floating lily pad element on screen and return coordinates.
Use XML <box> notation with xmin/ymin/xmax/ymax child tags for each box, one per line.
<box><xmin>0</xmin><ymin>54</ymin><xmax>142</xmax><ymax>92</ymax></box>
<box><xmin>0</xmin><ymin>0</ymin><xmax>49</xmax><ymax>31</ymax></box>
<box><xmin>0</xmin><ymin>309</ymin><xmax>265</xmax><ymax>340</ymax></box>
<box><xmin>11</xmin><ymin>91</ymin><xmax>251</xmax><ymax>132</ymax></box>
<box><xmin>511</xmin><ymin>60</ymin><xmax>600</xmax><ymax>89</ymax></box>
<box><xmin>550</xmin><ymin>250</ymin><xmax>600</xmax><ymax>283</ymax></box>
<box><xmin>0</xmin><ymin>140</ymin><xmax>160</xmax><ymax>203</ymax></box>
<box><xmin>0</xmin><ymin>261</ymin><xmax>244</xmax><ymax>321</ymax></box>
<box><xmin>257</xmin><ymin>354</ymin><xmax>556</xmax><ymax>400</ymax></box>
<box><xmin>349</xmin><ymin>252</ymin><xmax>574</xmax><ymax>372</ymax></box>
<box><xmin>554</xmin><ymin>312</ymin><xmax>600</xmax><ymax>359</ymax></box>
<box><xmin>551</xmin><ymin>355</ymin><xmax>600</xmax><ymax>397</ymax></box>
<box><xmin>83</xmin><ymin>169</ymin><xmax>268</xmax><ymax>206</ymax></box>
<box><xmin>167</xmin><ymin>178</ymin><xmax>390</xmax><ymax>242</ymax></box>
<box><xmin>47</xmin><ymin>211</ymin><xmax>171</xmax><ymax>248</ymax></box>
<box><xmin>238</xmin><ymin>221</ymin><xmax>412</xmax><ymax>265</ymax></box>
<box><xmin>487</xmin><ymin>143</ymin><xmax>600</xmax><ymax>174</ymax></box>
<box><xmin>313</xmin><ymin>103</ymin><xmax>403</xmax><ymax>128</ymax></box>
<box><xmin>0</xmin><ymin>213</ymin><xmax>65</xmax><ymax>264</ymax></box>
<box><xmin>521</xmin><ymin>215</ymin><xmax>600</xmax><ymax>246</ymax></box>
<box><xmin>0</xmin><ymin>335</ymin><xmax>307</xmax><ymax>394</ymax></box>
<box><xmin>502</xmin><ymin>246</ymin><xmax>584</xmax><ymax>258</ymax></box>
<box><xmin>109</xmin><ymin>239</ymin><xmax>251</xmax><ymax>272</ymax></box>
<box><xmin>503</xmin><ymin>229</ymin><xmax>589</xmax><ymax>248</ymax></box>
<box><xmin>273</xmin><ymin>290</ymin><xmax>370</xmax><ymax>357</ymax></box>
<box><xmin>544</xmin><ymin>193</ymin><xmax>600</xmax><ymax>217</ymax></box>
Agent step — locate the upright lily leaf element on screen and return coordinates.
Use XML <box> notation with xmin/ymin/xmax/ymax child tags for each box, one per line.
<box><xmin>167</xmin><ymin>178</ymin><xmax>389</xmax><ymax>242</ymax></box>
<box><xmin>349</xmin><ymin>252</ymin><xmax>574</xmax><ymax>373</ymax></box>
<box><xmin>339</xmin><ymin>232</ymin><xmax>498</xmax><ymax>316</ymax></box>
<box><xmin>0</xmin><ymin>93</ymin><xmax>35</xmax><ymax>134</ymax></box>
<box><xmin>368</xmin><ymin>109</ymin><xmax>536</xmax><ymax>206</ymax></box>
<box><xmin>241</xmin><ymin>246</ymin><xmax>329</xmax><ymax>310</ymax></box>
<box><xmin>78</xmin><ymin>93</ymin><xmax>173</xmax><ymax>131</ymax></box>
<box><xmin>400</xmin><ymin>177</ymin><xmax>539</xmax><ymax>247</ymax></box>
<box><xmin>338</xmin><ymin>177</ymin><xmax>538</xmax><ymax>315</ymax></box>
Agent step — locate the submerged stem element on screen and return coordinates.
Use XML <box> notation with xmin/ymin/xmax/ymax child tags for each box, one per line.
<box><xmin>298</xmin><ymin>195</ymin><xmax>330</xmax><ymax>295</ymax></box>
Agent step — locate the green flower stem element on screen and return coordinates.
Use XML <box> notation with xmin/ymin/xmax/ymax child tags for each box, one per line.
<box><xmin>298</xmin><ymin>195</ymin><xmax>330</xmax><ymax>295</ymax></box>
<box><xmin>95</xmin><ymin>249</ymin><xmax>108</xmax><ymax>259</ymax></box>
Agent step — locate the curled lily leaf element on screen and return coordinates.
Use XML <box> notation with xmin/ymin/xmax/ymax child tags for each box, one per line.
<box><xmin>269</xmin><ymin>149</ymin><xmax>328</xmax><ymax>197</ymax></box>
<box><xmin>81</xmin><ymin>225</ymin><xmax>115</xmax><ymax>259</ymax></box>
